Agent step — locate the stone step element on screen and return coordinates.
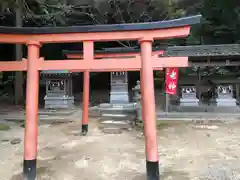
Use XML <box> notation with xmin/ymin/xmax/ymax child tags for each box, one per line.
<box><xmin>100</xmin><ymin>113</ymin><xmax>136</xmax><ymax>121</ymax></box>
<box><xmin>99</xmin><ymin>103</ymin><xmax>136</xmax><ymax>109</ymax></box>
<box><xmin>99</xmin><ymin>108</ymin><xmax>136</xmax><ymax>115</ymax></box>
<box><xmin>37</xmin><ymin>109</ymin><xmax>77</xmax><ymax>116</ymax></box>
<box><xmin>99</xmin><ymin>120</ymin><xmax>132</xmax><ymax>129</ymax></box>
<box><xmin>102</xmin><ymin>128</ymin><xmax>123</xmax><ymax>134</ymax></box>
<box><xmin>89</xmin><ymin>110</ymin><xmax>101</xmax><ymax>117</ymax></box>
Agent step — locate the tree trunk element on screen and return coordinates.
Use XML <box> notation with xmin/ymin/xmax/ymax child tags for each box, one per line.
<box><xmin>14</xmin><ymin>0</ymin><xmax>23</xmax><ymax>105</ymax></box>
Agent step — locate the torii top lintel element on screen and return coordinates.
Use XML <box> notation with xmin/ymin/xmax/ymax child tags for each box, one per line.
<box><xmin>0</xmin><ymin>15</ymin><xmax>201</xmax><ymax>44</ymax></box>
<box><xmin>0</xmin><ymin>15</ymin><xmax>201</xmax><ymax>72</ymax></box>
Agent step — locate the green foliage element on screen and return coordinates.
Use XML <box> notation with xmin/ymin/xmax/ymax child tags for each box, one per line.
<box><xmin>200</xmin><ymin>0</ymin><xmax>239</xmax><ymax>44</ymax></box>
<box><xmin>0</xmin><ymin>0</ymin><xmax>73</xmax><ymax>26</ymax></box>
<box><xmin>0</xmin><ymin>123</ymin><xmax>10</xmax><ymax>131</ymax></box>
<box><xmin>173</xmin><ymin>0</ymin><xmax>240</xmax><ymax>76</ymax></box>
<box><xmin>25</xmin><ymin>0</ymin><xmax>73</xmax><ymax>26</ymax></box>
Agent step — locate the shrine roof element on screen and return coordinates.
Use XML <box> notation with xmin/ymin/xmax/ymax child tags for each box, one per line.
<box><xmin>63</xmin><ymin>44</ymin><xmax>240</xmax><ymax>67</ymax></box>
<box><xmin>0</xmin><ymin>15</ymin><xmax>201</xmax><ymax>34</ymax></box>
<box><xmin>63</xmin><ymin>44</ymin><xmax>240</xmax><ymax>57</ymax></box>
<box><xmin>162</xmin><ymin>44</ymin><xmax>240</xmax><ymax>57</ymax></box>
<box><xmin>62</xmin><ymin>47</ymin><xmax>163</xmax><ymax>55</ymax></box>
<box><xmin>162</xmin><ymin>44</ymin><xmax>240</xmax><ymax>67</ymax></box>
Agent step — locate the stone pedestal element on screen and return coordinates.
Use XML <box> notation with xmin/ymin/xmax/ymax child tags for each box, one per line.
<box><xmin>43</xmin><ymin>74</ymin><xmax>75</xmax><ymax>109</ymax></box>
<box><xmin>44</xmin><ymin>96</ymin><xmax>75</xmax><ymax>109</ymax></box>
<box><xmin>99</xmin><ymin>71</ymin><xmax>136</xmax><ymax>133</ymax></box>
<box><xmin>110</xmin><ymin>71</ymin><xmax>129</xmax><ymax>104</ymax></box>
<box><xmin>216</xmin><ymin>85</ymin><xmax>236</xmax><ymax>106</ymax></box>
<box><xmin>180</xmin><ymin>86</ymin><xmax>199</xmax><ymax>106</ymax></box>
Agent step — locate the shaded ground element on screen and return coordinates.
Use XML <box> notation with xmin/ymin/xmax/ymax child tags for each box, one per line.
<box><xmin>1</xmin><ymin>118</ymin><xmax>240</xmax><ymax>180</ymax></box>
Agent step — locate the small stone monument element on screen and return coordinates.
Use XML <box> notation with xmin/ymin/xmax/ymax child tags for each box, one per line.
<box><xmin>110</xmin><ymin>71</ymin><xmax>129</xmax><ymax>104</ymax></box>
<box><xmin>216</xmin><ymin>85</ymin><xmax>237</xmax><ymax>106</ymax></box>
<box><xmin>41</xmin><ymin>71</ymin><xmax>75</xmax><ymax>109</ymax></box>
<box><xmin>180</xmin><ymin>86</ymin><xmax>199</xmax><ymax>106</ymax></box>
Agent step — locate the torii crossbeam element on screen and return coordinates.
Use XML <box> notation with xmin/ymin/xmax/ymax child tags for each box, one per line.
<box><xmin>63</xmin><ymin>49</ymin><xmax>188</xmax><ymax>135</ymax></box>
<box><xmin>0</xmin><ymin>15</ymin><xmax>201</xmax><ymax>180</ymax></box>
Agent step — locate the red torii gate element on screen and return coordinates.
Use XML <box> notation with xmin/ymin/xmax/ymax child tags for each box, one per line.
<box><xmin>0</xmin><ymin>15</ymin><xmax>201</xmax><ymax>180</ymax></box>
<box><xmin>65</xmin><ymin>49</ymin><xmax>188</xmax><ymax>135</ymax></box>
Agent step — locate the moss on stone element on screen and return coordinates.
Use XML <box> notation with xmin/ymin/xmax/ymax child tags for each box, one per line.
<box><xmin>0</xmin><ymin>123</ymin><xmax>10</xmax><ymax>131</ymax></box>
<box><xmin>37</xmin><ymin>167</ymin><xmax>48</xmax><ymax>175</ymax></box>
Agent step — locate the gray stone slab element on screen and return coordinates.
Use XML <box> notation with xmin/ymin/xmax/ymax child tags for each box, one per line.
<box><xmin>98</xmin><ymin>101</ymin><xmax>137</xmax><ymax>132</ymax></box>
<box><xmin>100</xmin><ymin>114</ymin><xmax>136</xmax><ymax>121</ymax></box>
<box><xmin>44</xmin><ymin>96</ymin><xmax>75</xmax><ymax>109</ymax></box>
<box><xmin>110</xmin><ymin>92</ymin><xmax>129</xmax><ymax>104</ymax></box>
<box><xmin>102</xmin><ymin>128</ymin><xmax>122</xmax><ymax>134</ymax></box>
<box><xmin>99</xmin><ymin>108</ymin><xmax>136</xmax><ymax>115</ymax></box>
<box><xmin>99</xmin><ymin>120</ymin><xmax>132</xmax><ymax>129</ymax></box>
<box><xmin>99</xmin><ymin>103</ymin><xmax>136</xmax><ymax>109</ymax></box>
<box><xmin>37</xmin><ymin>109</ymin><xmax>77</xmax><ymax>116</ymax></box>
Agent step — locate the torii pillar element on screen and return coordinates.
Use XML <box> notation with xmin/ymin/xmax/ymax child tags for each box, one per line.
<box><xmin>140</xmin><ymin>39</ymin><xmax>159</xmax><ymax>179</ymax></box>
<box><xmin>24</xmin><ymin>41</ymin><xmax>41</xmax><ymax>180</ymax></box>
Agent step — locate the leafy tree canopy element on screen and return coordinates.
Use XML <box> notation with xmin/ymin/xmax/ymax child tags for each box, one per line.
<box><xmin>200</xmin><ymin>0</ymin><xmax>240</xmax><ymax>44</ymax></box>
<box><xmin>0</xmin><ymin>0</ymin><xmax>73</xmax><ymax>26</ymax></box>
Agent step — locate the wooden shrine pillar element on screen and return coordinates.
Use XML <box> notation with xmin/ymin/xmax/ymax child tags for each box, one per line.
<box><xmin>140</xmin><ymin>39</ymin><xmax>159</xmax><ymax>180</ymax></box>
<box><xmin>24</xmin><ymin>41</ymin><xmax>41</xmax><ymax>180</ymax></box>
<box><xmin>81</xmin><ymin>41</ymin><xmax>93</xmax><ymax>135</ymax></box>
<box><xmin>82</xmin><ymin>70</ymin><xmax>90</xmax><ymax>135</ymax></box>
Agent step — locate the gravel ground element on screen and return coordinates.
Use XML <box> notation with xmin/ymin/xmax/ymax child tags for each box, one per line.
<box><xmin>0</xmin><ymin>119</ymin><xmax>240</xmax><ymax>180</ymax></box>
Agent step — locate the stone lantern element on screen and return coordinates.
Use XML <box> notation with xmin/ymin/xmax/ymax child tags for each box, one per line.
<box><xmin>132</xmin><ymin>81</ymin><xmax>142</xmax><ymax>121</ymax></box>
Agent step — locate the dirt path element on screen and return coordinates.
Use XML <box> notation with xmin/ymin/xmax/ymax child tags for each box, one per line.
<box><xmin>1</xmin><ymin>119</ymin><xmax>240</xmax><ymax>180</ymax></box>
